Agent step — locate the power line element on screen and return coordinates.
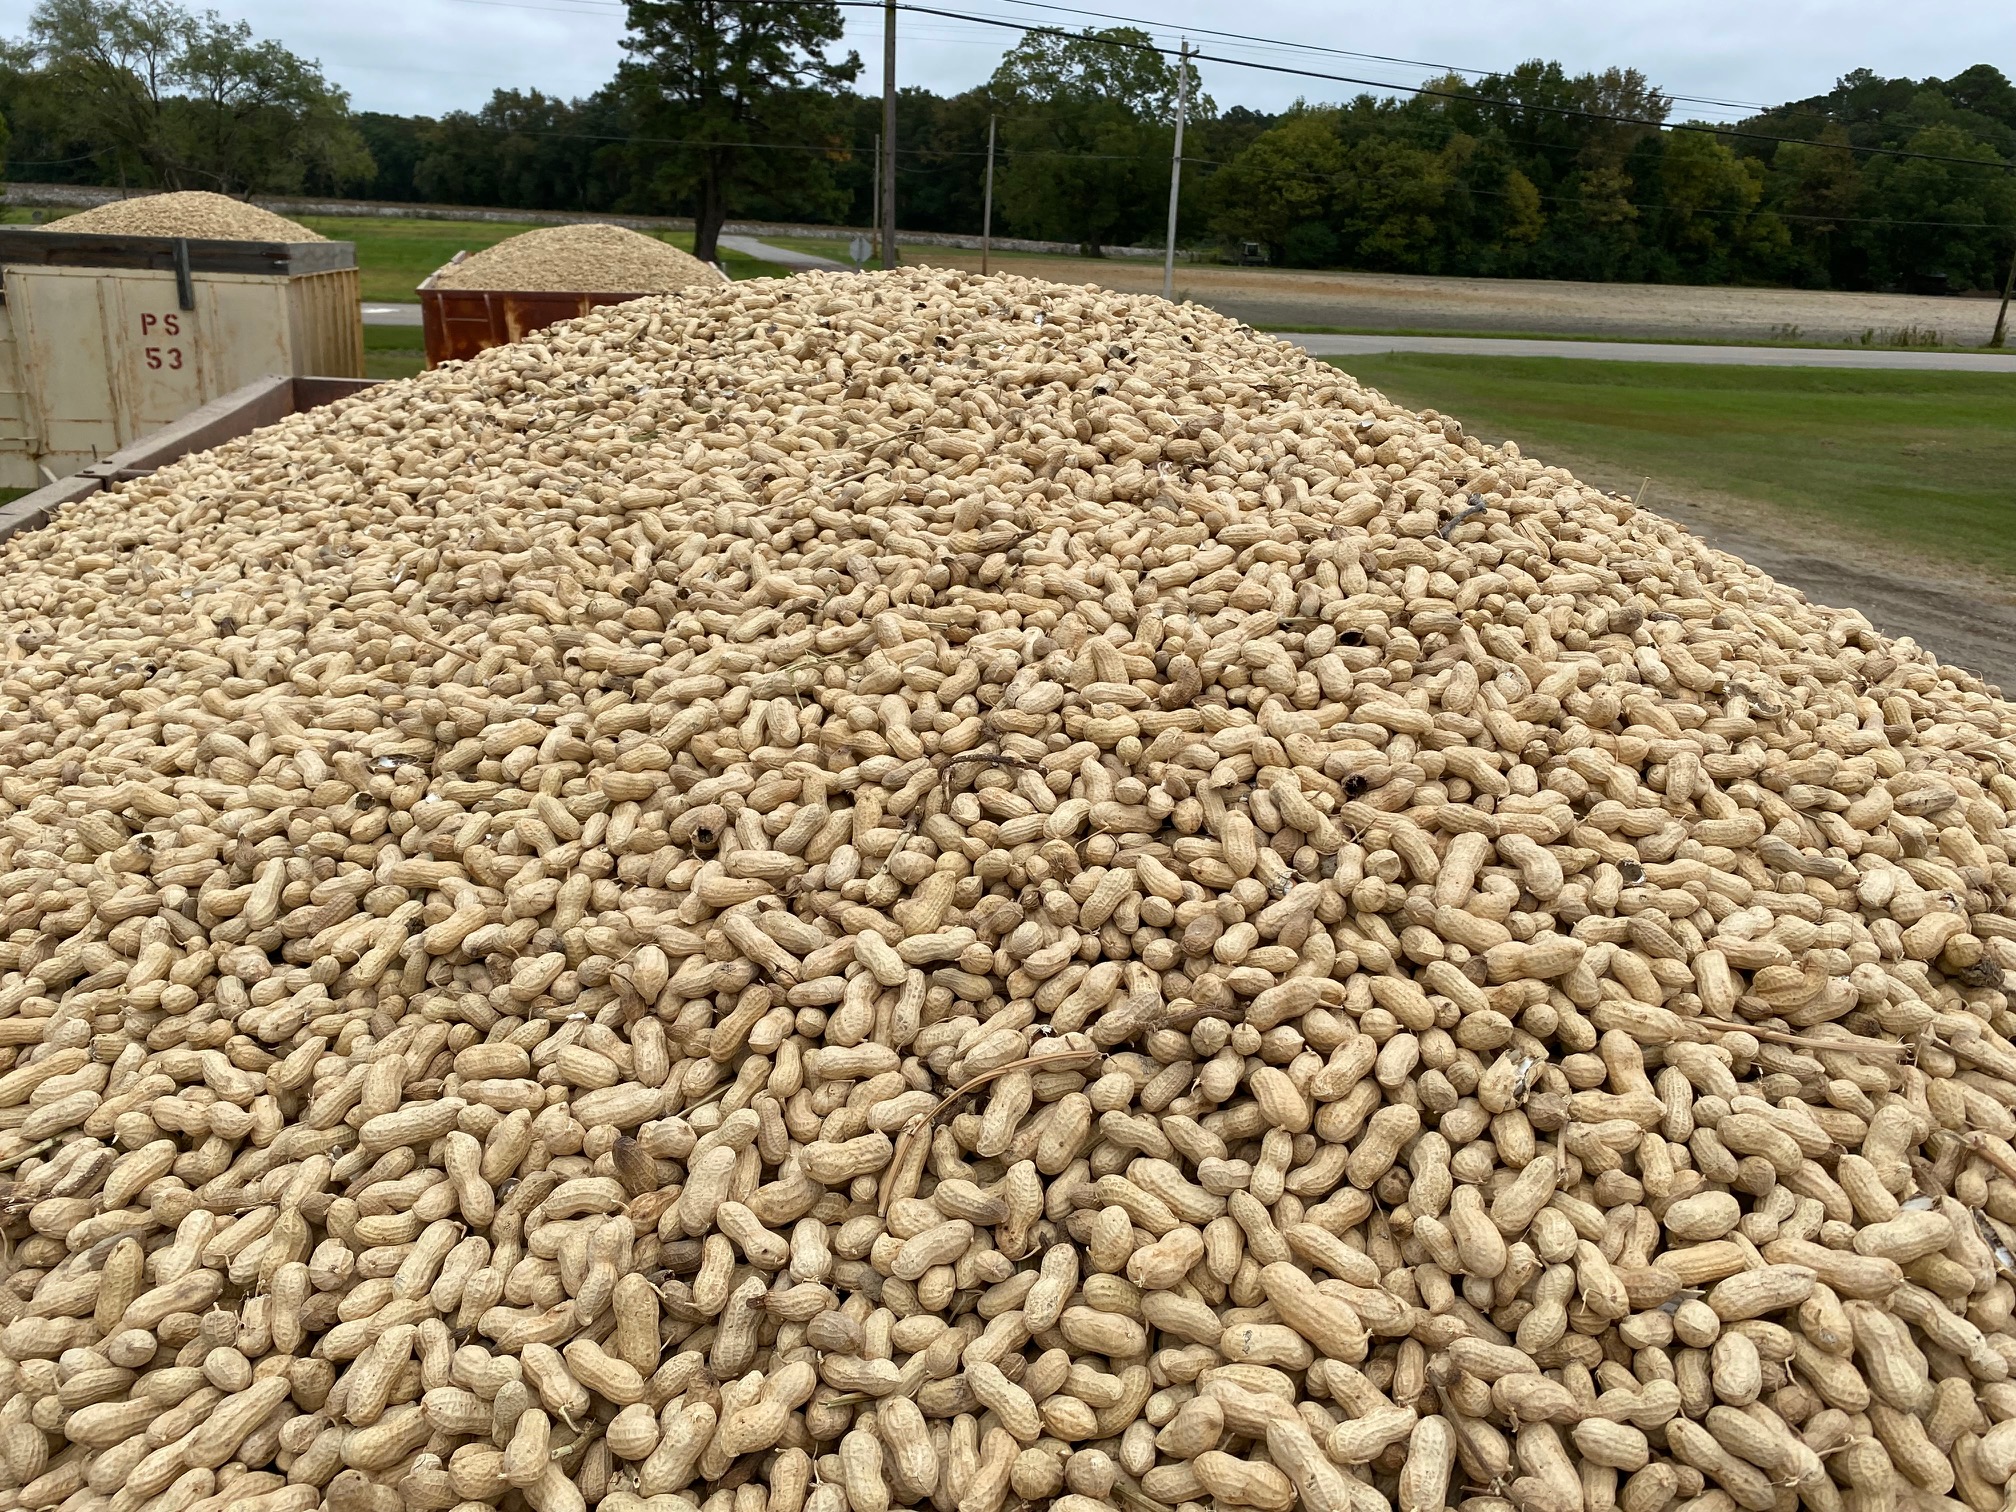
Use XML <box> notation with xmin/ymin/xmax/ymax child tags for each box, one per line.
<box><xmin>417</xmin><ymin>0</ymin><xmax>1772</xmax><ymax>125</ymax></box>
<box><xmin>357</xmin><ymin>111</ymin><xmax>1185</xmax><ymax>164</ymax></box>
<box><xmin>805</xmin><ymin>0</ymin><xmax>2015</xmax><ymax>176</ymax></box>
<box><xmin>351</xmin><ymin>4</ymin><xmax>2016</xmax><ymax>236</ymax></box>
<box><xmin>340</xmin><ymin>105</ymin><xmax>2010</xmax><ymax>237</ymax></box>
<box><xmin>978</xmin><ymin>0</ymin><xmax>1770</xmax><ymax>117</ymax></box>
<box><xmin>989</xmin><ymin>0</ymin><xmax>1497</xmax><ymax>79</ymax></box>
<box><xmin>435</xmin><ymin>0</ymin><xmax>2002</xmax><ymax>173</ymax></box>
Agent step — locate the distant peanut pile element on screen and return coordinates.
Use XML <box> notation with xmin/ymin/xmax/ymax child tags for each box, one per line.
<box><xmin>430</xmin><ymin>223</ymin><xmax>726</xmax><ymax>293</ymax></box>
<box><xmin>45</xmin><ymin>191</ymin><xmax>326</xmax><ymax>242</ymax></box>
<box><xmin>2</xmin><ymin>267</ymin><xmax>2015</xmax><ymax>1512</ymax></box>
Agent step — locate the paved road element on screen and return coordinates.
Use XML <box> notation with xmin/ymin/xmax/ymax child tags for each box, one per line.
<box><xmin>1286</xmin><ymin>332</ymin><xmax>2016</xmax><ymax>371</ymax></box>
<box><xmin>364</xmin><ymin>303</ymin><xmax>422</xmax><ymax>327</ymax></box>
<box><xmin>720</xmin><ymin>234</ymin><xmax>847</xmax><ymax>270</ymax></box>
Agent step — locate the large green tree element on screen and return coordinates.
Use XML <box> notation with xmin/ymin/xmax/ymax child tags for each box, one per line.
<box><xmin>617</xmin><ymin>0</ymin><xmax>859</xmax><ymax>260</ymax></box>
<box><xmin>1205</xmin><ymin>107</ymin><xmax>1346</xmax><ymax>257</ymax></box>
<box><xmin>10</xmin><ymin>0</ymin><xmax>2012</xmax><ymax>300</ymax></box>
<box><xmin>1652</xmin><ymin>132</ymin><xmax>1763</xmax><ymax>276</ymax></box>
<box><xmin>1739</xmin><ymin>66</ymin><xmax>2016</xmax><ymax>290</ymax></box>
<box><xmin>990</xmin><ymin>26</ymin><xmax>1206</xmax><ymax>254</ymax></box>
<box><xmin>23</xmin><ymin>0</ymin><xmax>367</xmax><ymax>193</ymax></box>
<box><xmin>410</xmin><ymin>89</ymin><xmax>635</xmax><ymax>213</ymax></box>
<box><xmin>1853</xmin><ymin>123</ymin><xmax>2015</xmax><ymax>291</ymax></box>
<box><xmin>352</xmin><ymin>111</ymin><xmax>426</xmax><ymax>202</ymax></box>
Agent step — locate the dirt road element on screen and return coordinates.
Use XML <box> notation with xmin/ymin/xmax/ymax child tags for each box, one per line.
<box><xmin>920</xmin><ymin>251</ymin><xmax>2006</xmax><ymax>347</ymax></box>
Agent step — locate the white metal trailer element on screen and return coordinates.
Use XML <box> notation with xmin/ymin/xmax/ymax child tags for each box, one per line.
<box><xmin>0</xmin><ymin>229</ymin><xmax>363</xmax><ymax>489</ymax></box>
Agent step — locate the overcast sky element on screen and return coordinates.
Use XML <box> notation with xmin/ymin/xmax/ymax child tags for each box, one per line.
<box><xmin>5</xmin><ymin>0</ymin><xmax>2008</xmax><ymax>122</ymax></box>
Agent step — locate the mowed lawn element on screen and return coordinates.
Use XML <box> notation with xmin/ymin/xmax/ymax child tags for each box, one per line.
<box><xmin>363</xmin><ymin>324</ymin><xmax>427</xmax><ymax>381</ymax></box>
<box><xmin>1330</xmin><ymin>355</ymin><xmax>2016</xmax><ymax>579</ymax></box>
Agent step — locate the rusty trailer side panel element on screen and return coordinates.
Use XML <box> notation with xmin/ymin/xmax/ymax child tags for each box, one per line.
<box><xmin>419</xmin><ymin>287</ymin><xmax>643</xmax><ymax>366</ymax></box>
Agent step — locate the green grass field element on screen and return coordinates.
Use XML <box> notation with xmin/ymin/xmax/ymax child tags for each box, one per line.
<box><xmin>748</xmin><ymin>233</ymin><xmax>857</xmax><ymax>264</ymax></box>
<box><xmin>363</xmin><ymin>323</ymin><xmax>426</xmax><ymax>381</ymax></box>
<box><xmin>1332</xmin><ymin>354</ymin><xmax>2016</xmax><ymax>578</ymax></box>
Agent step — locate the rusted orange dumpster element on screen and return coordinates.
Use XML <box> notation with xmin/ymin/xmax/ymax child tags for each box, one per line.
<box><xmin>418</xmin><ymin>287</ymin><xmax>646</xmax><ymax>367</ymax></box>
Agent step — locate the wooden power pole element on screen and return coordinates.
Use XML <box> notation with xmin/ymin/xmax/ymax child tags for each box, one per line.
<box><xmin>881</xmin><ymin>0</ymin><xmax>898</xmax><ymax>269</ymax></box>
<box><xmin>1163</xmin><ymin>40</ymin><xmax>1190</xmax><ymax>302</ymax></box>
<box><xmin>982</xmin><ymin>114</ymin><xmax>996</xmax><ymax>276</ymax></box>
<box><xmin>1993</xmin><ymin>238</ymin><xmax>2016</xmax><ymax>348</ymax></box>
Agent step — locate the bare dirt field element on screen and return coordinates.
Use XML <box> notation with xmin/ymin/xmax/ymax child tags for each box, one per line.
<box><xmin>919</xmin><ymin>250</ymin><xmax>2006</xmax><ymax>347</ymax></box>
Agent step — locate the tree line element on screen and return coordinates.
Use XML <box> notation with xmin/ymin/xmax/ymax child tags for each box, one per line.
<box><xmin>3</xmin><ymin>0</ymin><xmax>2013</xmax><ymax>292</ymax></box>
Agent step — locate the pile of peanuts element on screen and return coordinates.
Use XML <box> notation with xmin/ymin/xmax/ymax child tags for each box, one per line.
<box><xmin>0</xmin><ymin>267</ymin><xmax>2014</xmax><ymax>1512</ymax></box>
<box><xmin>43</xmin><ymin>192</ymin><xmax>325</xmax><ymax>243</ymax></box>
<box><xmin>428</xmin><ymin>226</ymin><xmax>726</xmax><ymax>294</ymax></box>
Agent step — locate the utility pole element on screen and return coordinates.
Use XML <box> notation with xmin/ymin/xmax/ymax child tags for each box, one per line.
<box><xmin>871</xmin><ymin>133</ymin><xmax>881</xmax><ymax>264</ymax></box>
<box><xmin>1163</xmin><ymin>39</ymin><xmax>1190</xmax><ymax>302</ymax></box>
<box><xmin>1992</xmin><ymin>237</ymin><xmax>2016</xmax><ymax>347</ymax></box>
<box><xmin>881</xmin><ymin>0</ymin><xmax>898</xmax><ymax>270</ymax></box>
<box><xmin>981</xmin><ymin>114</ymin><xmax>996</xmax><ymax>276</ymax></box>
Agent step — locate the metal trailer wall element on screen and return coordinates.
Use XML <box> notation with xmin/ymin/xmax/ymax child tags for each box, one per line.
<box><xmin>419</xmin><ymin>287</ymin><xmax>643</xmax><ymax>367</ymax></box>
<box><xmin>0</xmin><ymin>373</ymin><xmax>380</xmax><ymax>546</ymax></box>
<box><xmin>0</xmin><ymin>231</ymin><xmax>364</xmax><ymax>490</ymax></box>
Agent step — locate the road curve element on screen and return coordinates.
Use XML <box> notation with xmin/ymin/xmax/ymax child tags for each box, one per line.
<box><xmin>718</xmin><ymin>234</ymin><xmax>848</xmax><ymax>271</ymax></box>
